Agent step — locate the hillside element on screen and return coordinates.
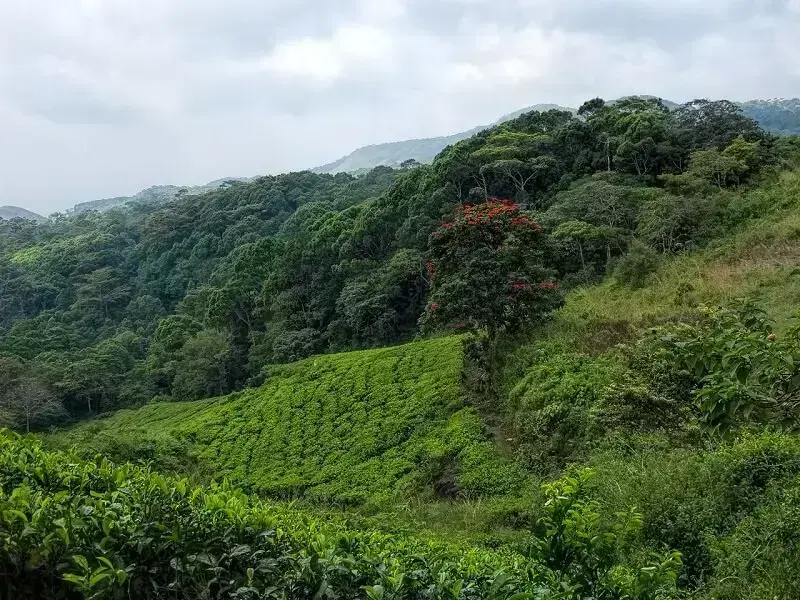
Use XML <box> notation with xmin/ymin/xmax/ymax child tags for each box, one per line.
<box><xmin>740</xmin><ymin>98</ymin><xmax>800</xmax><ymax>135</ymax></box>
<box><xmin>0</xmin><ymin>205</ymin><xmax>45</xmax><ymax>222</ymax></box>
<box><xmin>55</xmin><ymin>336</ymin><xmax>520</xmax><ymax>504</ymax></box>
<box><xmin>72</xmin><ymin>177</ymin><xmax>252</xmax><ymax>213</ymax></box>
<box><xmin>312</xmin><ymin>98</ymin><xmax>800</xmax><ymax>175</ymax></box>
<box><xmin>312</xmin><ymin>103</ymin><xmax>571</xmax><ymax>174</ymax></box>
<box><xmin>2</xmin><ymin>431</ymin><xmax>687</xmax><ymax>599</ymax></box>
<box><xmin>30</xmin><ymin>166</ymin><xmax>800</xmax><ymax>599</ymax></box>
<box><xmin>59</xmin><ymin>98</ymin><xmax>800</xmax><ymax>215</ymax></box>
<box><xmin>4</xmin><ymin>95</ymin><xmax>800</xmax><ymax>599</ymax></box>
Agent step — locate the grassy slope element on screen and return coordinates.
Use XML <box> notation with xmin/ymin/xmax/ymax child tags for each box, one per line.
<box><xmin>48</xmin><ymin>170</ymin><xmax>800</xmax><ymax>597</ymax></box>
<box><xmin>56</xmin><ymin>336</ymin><xmax>522</xmax><ymax>506</ymax></box>
<box><xmin>494</xmin><ymin>169</ymin><xmax>800</xmax><ymax>597</ymax></box>
<box><xmin>559</xmin><ymin>169</ymin><xmax>800</xmax><ymax>345</ymax></box>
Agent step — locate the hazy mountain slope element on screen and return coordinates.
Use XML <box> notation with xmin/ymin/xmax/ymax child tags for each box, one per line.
<box><xmin>72</xmin><ymin>177</ymin><xmax>252</xmax><ymax>213</ymax></box>
<box><xmin>313</xmin><ymin>98</ymin><xmax>800</xmax><ymax>175</ymax></box>
<box><xmin>740</xmin><ymin>98</ymin><xmax>800</xmax><ymax>135</ymax></box>
<box><xmin>62</xmin><ymin>98</ymin><xmax>800</xmax><ymax>214</ymax></box>
<box><xmin>0</xmin><ymin>206</ymin><xmax>45</xmax><ymax>222</ymax></box>
<box><xmin>312</xmin><ymin>103</ymin><xmax>572</xmax><ymax>175</ymax></box>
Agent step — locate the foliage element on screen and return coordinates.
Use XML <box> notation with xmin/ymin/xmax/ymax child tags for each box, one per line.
<box><xmin>55</xmin><ymin>337</ymin><xmax>523</xmax><ymax>506</ymax></box>
<box><xmin>508</xmin><ymin>348</ymin><xmax>691</xmax><ymax>474</ymax></box>
<box><xmin>529</xmin><ymin>469</ymin><xmax>681</xmax><ymax>600</ymax></box>
<box><xmin>0</xmin><ymin>97</ymin><xmax>786</xmax><ymax>422</ymax></box>
<box><xmin>612</xmin><ymin>241</ymin><xmax>660</xmax><ymax>288</ymax></box>
<box><xmin>657</xmin><ymin>301</ymin><xmax>800</xmax><ymax>433</ymax></box>
<box><xmin>588</xmin><ymin>432</ymin><xmax>800</xmax><ymax>591</ymax></box>
<box><xmin>420</xmin><ymin>199</ymin><xmax>562</xmax><ymax>337</ymax></box>
<box><xmin>0</xmin><ymin>432</ymin><xmax>680</xmax><ymax>600</ymax></box>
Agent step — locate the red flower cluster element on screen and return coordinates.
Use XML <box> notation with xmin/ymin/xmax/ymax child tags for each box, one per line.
<box><xmin>538</xmin><ymin>281</ymin><xmax>558</xmax><ymax>290</ymax></box>
<box><xmin>432</xmin><ymin>198</ymin><xmax>541</xmax><ymax>236</ymax></box>
<box><xmin>510</xmin><ymin>215</ymin><xmax>543</xmax><ymax>232</ymax></box>
<box><xmin>425</xmin><ymin>259</ymin><xmax>436</xmax><ymax>281</ymax></box>
<box><xmin>430</xmin><ymin>302</ymin><xmax>440</xmax><ymax>310</ymax></box>
<box><xmin>508</xmin><ymin>280</ymin><xmax>532</xmax><ymax>291</ymax></box>
<box><xmin>455</xmin><ymin>323</ymin><xmax>466</xmax><ymax>328</ymax></box>
<box><xmin>458</xmin><ymin>199</ymin><xmax>519</xmax><ymax>226</ymax></box>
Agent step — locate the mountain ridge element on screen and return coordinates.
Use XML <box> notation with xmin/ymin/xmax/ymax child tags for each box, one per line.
<box><xmin>41</xmin><ymin>97</ymin><xmax>800</xmax><ymax>216</ymax></box>
<box><xmin>0</xmin><ymin>205</ymin><xmax>45</xmax><ymax>222</ymax></box>
<box><xmin>311</xmin><ymin>97</ymin><xmax>800</xmax><ymax>175</ymax></box>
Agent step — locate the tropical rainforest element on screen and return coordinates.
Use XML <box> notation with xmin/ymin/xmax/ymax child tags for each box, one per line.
<box><xmin>2</xmin><ymin>96</ymin><xmax>800</xmax><ymax>599</ymax></box>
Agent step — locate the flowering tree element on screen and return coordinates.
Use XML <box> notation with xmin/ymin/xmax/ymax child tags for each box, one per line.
<box><xmin>420</xmin><ymin>198</ymin><xmax>562</xmax><ymax>337</ymax></box>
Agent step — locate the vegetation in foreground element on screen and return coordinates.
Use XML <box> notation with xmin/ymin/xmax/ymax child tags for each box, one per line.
<box><xmin>1</xmin><ymin>433</ymin><xmax>682</xmax><ymax>599</ymax></box>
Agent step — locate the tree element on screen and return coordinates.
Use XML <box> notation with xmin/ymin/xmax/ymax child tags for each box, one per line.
<box><xmin>687</xmin><ymin>148</ymin><xmax>742</xmax><ymax>189</ymax></box>
<box><xmin>171</xmin><ymin>329</ymin><xmax>230</xmax><ymax>400</ymax></box>
<box><xmin>551</xmin><ymin>220</ymin><xmax>613</xmax><ymax>274</ymax></box>
<box><xmin>675</xmin><ymin>99</ymin><xmax>766</xmax><ymax>150</ymax></box>
<box><xmin>400</xmin><ymin>158</ymin><xmax>421</xmax><ymax>170</ymax></box>
<box><xmin>420</xmin><ymin>199</ymin><xmax>561</xmax><ymax>338</ymax></box>
<box><xmin>1</xmin><ymin>377</ymin><xmax>66</xmax><ymax>432</ymax></box>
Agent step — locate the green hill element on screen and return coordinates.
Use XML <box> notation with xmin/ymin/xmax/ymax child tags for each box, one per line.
<box><xmin>57</xmin><ymin>336</ymin><xmax>520</xmax><ymax>505</ymax></box>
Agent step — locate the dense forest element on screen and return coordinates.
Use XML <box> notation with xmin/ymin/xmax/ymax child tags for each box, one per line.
<box><xmin>3</xmin><ymin>96</ymin><xmax>800</xmax><ymax>599</ymax></box>
<box><xmin>1</xmin><ymin>97</ymin><xmax>795</xmax><ymax>427</ymax></box>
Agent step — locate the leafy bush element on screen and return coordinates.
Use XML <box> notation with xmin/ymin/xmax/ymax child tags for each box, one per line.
<box><xmin>528</xmin><ymin>469</ymin><xmax>681</xmax><ymax>600</ymax></box>
<box><xmin>509</xmin><ymin>350</ymin><xmax>685</xmax><ymax>474</ymax></box>
<box><xmin>708</xmin><ymin>474</ymin><xmax>800</xmax><ymax>600</ymax></box>
<box><xmin>0</xmin><ymin>433</ymin><xmax>680</xmax><ymax>600</ymax></box>
<box><xmin>613</xmin><ymin>241</ymin><xmax>660</xmax><ymax>289</ymax></box>
<box><xmin>657</xmin><ymin>301</ymin><xmax>800</xmax><ymax>433</ymax></box>
<box><xmin>589</xmin><ymin>432</ymin><xmax>800</xmax><ymax>590</ymax></box>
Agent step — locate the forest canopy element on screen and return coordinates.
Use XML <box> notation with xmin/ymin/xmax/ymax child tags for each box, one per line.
<box><xmin>1</xmin><ymin>97</ymin><xmax>797</xmax><ymax>427</ymax></box>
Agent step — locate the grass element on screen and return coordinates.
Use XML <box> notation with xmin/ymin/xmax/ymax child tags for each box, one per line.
<box><xmin>551</xmin><ymin>170</ymin><xmax>800</xmax><ymax>351</ymax></box>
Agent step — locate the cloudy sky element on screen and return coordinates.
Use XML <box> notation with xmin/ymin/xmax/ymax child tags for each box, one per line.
<box><xmin>1</xmin><ymin>0</ymin><xmax>799</xmax><ymax>215</ymax></box>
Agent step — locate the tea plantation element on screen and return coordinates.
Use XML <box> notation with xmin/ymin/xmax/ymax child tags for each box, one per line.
<box><xmin>0</xmin><ymin>432</ymin><xmax>681</xmax><ymax>599</ymax></box>
<box><xmin>57</xmin><ymin>336</ymin><xmax>522</xmax><ymax>505</ymax></box>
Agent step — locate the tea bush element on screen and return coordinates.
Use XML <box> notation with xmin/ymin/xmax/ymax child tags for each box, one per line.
<box><xmin>56</xmin><ymin>337</ymin><xmax>523</xmax><ymax>505</ymax></box>
<box><xmin>0</xmin><ymin>432</ymin><xmax>680</xmax><ymax>600</ymax></box>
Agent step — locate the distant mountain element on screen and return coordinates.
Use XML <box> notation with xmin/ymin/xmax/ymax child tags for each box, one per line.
<box><xmin>313</xmin><ymin>97</ymin><xmax>800</xmax><ymax>175</ymax></box>
<box><xmin>740</xmin><ymin>98</ymin><xmax>800</xmax><ymax>136</ymax></box>
<box><xmin>0</xmin><ymin>206</ymin><xmax>45</xmax><ymax>222</ymax></box>
<box><xmin>73</xmin><ymin>178</ymin><xmax>252</xmax><ymax>214</ymax></box>
<box><xmin>312</xmin><ymin>103</ymin><xmax>573</xmax><ymax>175</ymax></box>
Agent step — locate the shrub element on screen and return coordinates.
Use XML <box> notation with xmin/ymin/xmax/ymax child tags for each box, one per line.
<box><xmin>613</xmin><ymin>241</ymin><xmax>660</xmax><ymax>289</ymax></box>
<box><xmin>657</xmin><ymin>301</ymin><xmax>800</xmax><ymax>433</ymax></box>
<box><xmin>509</xmin><ymin>350</ymin><xmax>684</xmax><ymax>474</ymax></box>
<box><xmin>588</xmin><ymin>432</ymin><xmax>800</xmax><ymax>589</ymax></box>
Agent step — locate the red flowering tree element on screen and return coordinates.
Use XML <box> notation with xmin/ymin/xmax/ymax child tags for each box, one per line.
<box><xmin>420</xmin><ymin>198</ymin><xmax>562</xmax><ymax>337</ymax></box>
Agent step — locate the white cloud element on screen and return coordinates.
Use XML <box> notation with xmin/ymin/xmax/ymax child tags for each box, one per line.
<box><xmin>0</xmin><ymin>0</ymin><xmax>798</xmax><ymax>214</ymax></box>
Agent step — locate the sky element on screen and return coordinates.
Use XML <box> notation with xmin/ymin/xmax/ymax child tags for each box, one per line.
<box><xmin>1</xmin><ymin>0</ymin><xmax>799</xmax><ymax>215</ymax></box>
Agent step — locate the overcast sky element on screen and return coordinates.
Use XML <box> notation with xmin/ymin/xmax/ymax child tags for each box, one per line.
<box><xmin>1</xmin><ymin>0</ymin><xmax>799</xmax><ymax>215</ymax></box>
